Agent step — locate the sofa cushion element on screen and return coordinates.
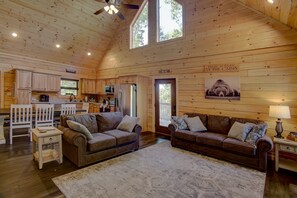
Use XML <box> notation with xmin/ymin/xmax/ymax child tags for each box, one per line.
<box><xmin>230</xmin><ymin>117</ymin><xmax>262</xmax><ymax>126</ymax></box>
<box><xmin>185</xmin><ymin>113</ymin><xmax>207</xmax><ymax>127</ymax></box>
<box><xmin>87</xmin><ymin>133</ymin><xmax>116</xmax><ymax>152</ymax></box>
<box><xmin>207</xmin><ymin>115</ymin><xmax>230</xmax><ymax>134</ymax></box>
<box><xmin>96</xmin><ymin>112</ymin><xmax>123</xmax><ymax>132</ymax></box>
<box><xmin>175</xmin><ymin>130</ymin><xmax>198</xmax><ymax>142</ymax></box>
<box><xmin>223</xmin><ymin>138</ymin><xmax>256</xmax><ymax>156</ymax></box>
<box><xmin>63</xmin><ymin>114</ymin><xmax>98</xmax><ymax>133</ymax></box>
<box><xmin>104</xmin><ymin>130</ymin><xmax>137</xmax><ymax>145</ymax></box>
<box><xmin>66</xmin><ymin>120</ymin><xmax>94</xmax><ymax>140</ymax></box>
<box><xmin>196</xmin><ymin>132</ymin><xmax>227</xmax><ymax>147</ymax></box>
<box><xmin>116</xmin><ymin>115</ymin><xmax>139</xmax><ymax>132</ymax></box>
<box><xmin>171</xmin><ymin>115</ymin><xmax>189</xmax><ymax>130</ymax></box>
<box><xmin>184</xmin><ymin>116</ymin><xmax>207</xmax><ymax>132</ymax></box>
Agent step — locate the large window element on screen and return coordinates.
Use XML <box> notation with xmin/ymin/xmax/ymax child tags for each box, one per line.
<box><xmin>157</xmin><ymin>0</ymin><xmax>183</xmax><ymax>42</ymax></box>
<box><xmin>130</xmin><ymin>1</ymin><xmax>148</xmax><ymax>49</ymax></box>
<box><xmin>60</xmin><ymin>79</ymin><xmax>78</xmax><ymax>96</ymax></box>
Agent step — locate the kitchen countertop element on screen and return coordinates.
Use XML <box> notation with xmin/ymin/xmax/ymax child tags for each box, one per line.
<box><xmin>31</xmin><ymin>101</ymin><xmax>83</xmax><ymax>104</ymax></box>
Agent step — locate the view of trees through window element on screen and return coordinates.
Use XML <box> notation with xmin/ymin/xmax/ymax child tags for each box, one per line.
<box><xmin>131</xmin><ymin>1</ymin><xmax>148</xmax><ymax>49</ymax></box>
<box><xmin>60</xmin><ymin>79</ymin><xmax>78</xmax><ymax>96</ymax></box>
<box><xmin>158</xmin><ymin>0</ymin><xmax>183</xmax><ymax>42</ymax></box>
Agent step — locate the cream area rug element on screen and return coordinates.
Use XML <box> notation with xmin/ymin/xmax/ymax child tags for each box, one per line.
<box><xmin>53</xmin><ymin>141</ymin><xmax>266</xmax><ymax>198</ymax></box>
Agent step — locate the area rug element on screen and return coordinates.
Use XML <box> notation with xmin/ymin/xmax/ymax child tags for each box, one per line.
<box><xmin>53</xmin><ymin>141</ymin><xmax>266</xmax><ymax>198</ymax></box>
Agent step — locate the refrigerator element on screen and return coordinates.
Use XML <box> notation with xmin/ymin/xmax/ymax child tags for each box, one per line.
<box><xmin>117</xmin><ymin>84</ymin><xmax>137</xmax><ymax>117</ymax></box>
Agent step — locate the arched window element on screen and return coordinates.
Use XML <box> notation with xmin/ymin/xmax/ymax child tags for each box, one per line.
<box><xmin>157</xmin><ymin>0</ymin><xmax>183</xmax><ymax>42</ymax></box>
<box><xmin>130</xmin><ymin>1</ymin><xmax>148</xmax><ymax>49</ymax></box>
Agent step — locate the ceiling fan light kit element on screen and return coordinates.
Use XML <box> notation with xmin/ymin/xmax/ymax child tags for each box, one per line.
<box><xmin>94</xmin><ymin>0</ymin><xmax>139</xmax><ymax>20</ymax></box>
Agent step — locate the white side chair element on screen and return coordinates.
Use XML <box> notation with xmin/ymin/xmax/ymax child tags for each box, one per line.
<box><xmin>35</xmin><ymin>104</ymin><xmax>54</xmax><ymax>128</ymax></box>
<box><xmin>82</xmin><ymin>102</ymin><xmax>89</xmax><ymax>114</ymax></box>
<box><xmin>61</xmin><ymin>104</ymin><xmax>76</xmax><ymax>115</ymax></box>
<box><xmin>10</xmin><ymin>104</ymin><xmax>33</xmax><ymax>144</ymax></box>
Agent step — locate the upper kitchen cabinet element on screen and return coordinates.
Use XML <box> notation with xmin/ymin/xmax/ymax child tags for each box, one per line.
<box><xmin>47</xmin><ymin>75</ymin><xmax>61</xmax><ymax>92</ymax></box>
<box><xmin>32</xmin><ymin>73</ymin><xmax>47</xmax><ymax>91</ymax></box>
<box><xmin>118</xmin><ymin>75</ymin><xmax>137</xmax><ymax>84</ymax></box>
<box><xmin>81</xmin><ymin>79</ymin><xmax>96</xmax><ymax>94</ymax></box>
<box><xmin>16</xmin><ymin>70</ymin><xmax>32</xmax><ymax>89</ymax></box>
<box><xmin>96</xmin><ymin>79</ymin><xmax>105</xmax><ymax>94</ymax></box>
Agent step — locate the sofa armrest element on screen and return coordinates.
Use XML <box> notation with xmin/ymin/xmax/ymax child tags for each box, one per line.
<box><xmin>133</xmin><ymin>124</ymin><xmax>142</xmax><ymax>135</ymax></box>
<box><xmin>168</xmin><ymin>123</ymin><xmax>178</xmax><ymax>135</ymax></box>
<box><xmin>256</xmin><ymin>135</ymin><xmax>273</xmax><ymax>153</ymax></box>
<box><xmin>59</xmin><ymin>126</ymin><xmax>87</xmax><ymax>147</ymax></box>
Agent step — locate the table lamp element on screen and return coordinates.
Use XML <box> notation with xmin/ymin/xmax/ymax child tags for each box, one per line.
<box><xmin>269</xmin><ymin>105</ymin><xmax>291</xmax><ymax>138</ymax></box>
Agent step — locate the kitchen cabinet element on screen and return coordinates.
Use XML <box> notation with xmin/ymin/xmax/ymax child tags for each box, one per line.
<box><xmin>105</xmin><ymin>79</ymin><xmax>116</xmax><ymax>86</ymax></box>
<box><xmin>118</xmin><ymin>75</ymin><xmax>137</xmax><ymax>84</ymax></box>
<box><xmin>47</xmin><ymin>75</ymin><xmax>61</xmax><ymax>92</ymax></box>
<box><xmin>32</xmin><ymin>73</ymin><xmax>47</xmax><ymax>91</ymax></box>
<box><xmin>16</xmin><ymin>89</ymin><xmax>32</xmax><ymax>104</ymax></box>
<box><xmin>16</xmin><ymin>70</ymin><xmax>32</xmax><ymax>89</ymax></box>
<box><xmin>96</xmin><ymin>80</ymin><xmax>105</xmax><ymax>94</ymax></box>
<box><xmin>81</xmin><ymin>79</ymin><xmax>96</xmax><ymax>94</ymax></box>
<box><xmin>89</xmin><ymin>103</ymin><xmax>100</xmax><ymax>113</ymax></box>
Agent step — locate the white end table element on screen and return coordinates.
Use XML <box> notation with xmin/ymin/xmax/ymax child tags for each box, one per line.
<box><xmin>274</xmin><ymin>137</ymin><xmax>297</xmax><ymax>172</ymax></box>
<box><xmin>32</xmin><ymin>127</ymin><xmax>63</xmax><ymax>169</ymax></box>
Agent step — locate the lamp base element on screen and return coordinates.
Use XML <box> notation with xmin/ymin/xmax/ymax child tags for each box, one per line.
<box><xmin>275</xmin><ymin>119</ymin><xmax>284</xmax><ymax>139</ymax></box>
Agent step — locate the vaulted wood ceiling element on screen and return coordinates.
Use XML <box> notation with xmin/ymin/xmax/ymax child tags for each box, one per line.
<box><xmin>0</xmin><ymin>0</ymin><xmax>296</xmax><ymax>69</ymax></box>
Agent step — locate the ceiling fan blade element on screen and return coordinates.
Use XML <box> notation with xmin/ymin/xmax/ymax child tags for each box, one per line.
<box><xmin>94</xmin><ymin>8</ymin><xmax>105</xmax><ymax>15</ymax></box>
<box><xmin>122</xmin><ymin>4</ymin><xmax>139</xmax><ymax>9</ymax></box>
<box><xmin>117</xmin><ymin>12</ymin><xmax>125</xmax><ymax>20</ymax></box>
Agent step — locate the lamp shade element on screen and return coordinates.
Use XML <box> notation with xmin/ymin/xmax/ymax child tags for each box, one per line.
<box><xmin>269</xmin><ymin>105</ymin><xmax>291</xmax><ymax>119</ymax></box>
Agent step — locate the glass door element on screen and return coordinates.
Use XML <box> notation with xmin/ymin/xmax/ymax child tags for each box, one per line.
<box><xmin>155</xmin><ymin>79</ymin><xmax>176</xmax><ymax>135</ymax></box>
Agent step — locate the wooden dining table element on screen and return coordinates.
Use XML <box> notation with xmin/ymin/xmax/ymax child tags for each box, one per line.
<box><xmin>0</xmin><ymin>108</ymin><xmax>87</xmax><ymax>144</ymax></box>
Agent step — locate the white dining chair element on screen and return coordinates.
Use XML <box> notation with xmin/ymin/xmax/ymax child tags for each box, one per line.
<box><xmin>35</xmin><ymin>104</ymin><xmax>55</xmax><ymax>128</ymax></box>
<box><xmin>61</xmin><ymin>104</ymin><xmax>76</xmax><ymax>115</ymax></box>
<box><xmin>82</xmin><ymin>102</ymin><xmax>89</xmax><ymax>114</ymax></box>
<box><xmin>10</xmin><ymin>104</ymin><xmax>33</xmax><ymax>144</ymax></box>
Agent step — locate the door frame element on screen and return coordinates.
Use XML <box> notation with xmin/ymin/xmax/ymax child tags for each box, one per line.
<box><xmin>152</xmin><ymin>76</ymin><xmax>178</xmax><ymax>133</ymax></box>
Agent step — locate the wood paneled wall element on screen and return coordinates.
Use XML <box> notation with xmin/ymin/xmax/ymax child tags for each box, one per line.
<box><xmin>97</xmin><ymin>0</ymin><xmax>297</xmax><ymax>137</ymax></box>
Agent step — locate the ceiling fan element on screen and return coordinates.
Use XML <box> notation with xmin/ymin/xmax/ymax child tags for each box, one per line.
<box><xmin>94</xmin><ymin>0</ymin><xmax>139</xmax><ymax>20</ymax></box>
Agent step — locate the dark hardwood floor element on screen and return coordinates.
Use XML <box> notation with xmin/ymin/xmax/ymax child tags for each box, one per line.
<box><xmin>0</xmin><ymin>132</ymin><xmax>296</xmax><ymax>198</ymax></box>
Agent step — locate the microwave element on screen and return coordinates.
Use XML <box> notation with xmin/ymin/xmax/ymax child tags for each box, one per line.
<box><xmin>105</xmin><ymin>85</ymin><xmax>114</xmax><ymax>93</ymax></box>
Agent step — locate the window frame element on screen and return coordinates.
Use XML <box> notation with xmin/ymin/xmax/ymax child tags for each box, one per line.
<box><xmin>60</xmin><ymin>78</ymin><xmax>79</xmax><ymax>96</ymax></box>
<box><xmin>130</xmin><ymin>0</ymin><xmax>149</xmax><ymax>49</ymax></box>
<box><xmin>156</xmin><ymin>0</ymin><xmax>184</xmax><ymax>43</ymax></box>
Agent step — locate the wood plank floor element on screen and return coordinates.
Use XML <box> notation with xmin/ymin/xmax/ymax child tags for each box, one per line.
<box><xmin>0</xmin><ymin>132</ymin><xmax>296</xmax><ymax>198</ymax></box>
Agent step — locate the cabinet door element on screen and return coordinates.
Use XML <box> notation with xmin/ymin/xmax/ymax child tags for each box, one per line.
<box><xmin>96</xmin><ymin>80</ymin><xmax>105</xmax><ymax>94</ymax></box>
<box><xmin>47</xmin><ymin>75</ymin><xmax>61</xmax><ymax>92</ymax></box>
<box><xmin>16</xmin><ymin>70</ymin><xmax>32</xmax><ymax>89</ymax></box>
<box><xmin>16</xmin><ymin>89</ymin><xmax>32</xmax><ymax>104</ymax></box>
<box><xmin>32</xmin><ymin>73</ymin><xmax>47</xmax><ymax>91</ymax></box>
<box><xmin>82</xmin><ymin>79</ymin><xmax>96</xmax><ymax>94</ymax></box>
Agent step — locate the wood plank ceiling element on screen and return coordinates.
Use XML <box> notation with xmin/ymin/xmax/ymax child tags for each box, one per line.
<box><xmin>0</xmin><ymin>0</ymin><xmax>296</xmax><ymax>69</ymax></box>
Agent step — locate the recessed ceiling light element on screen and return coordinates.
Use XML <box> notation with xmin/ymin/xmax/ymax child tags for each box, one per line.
<box><xmin>11</xmin><ymin>32</ymin><xmax>18</xmax><ymax>37</ymax></box>
<box><xmin>56</xmin><ymin>44</ymin><xmax>60</xmax><ymax>48</ymax></box>
<box><xmin>267</xmin><ymin>0</ymin><xmax>274</xmax><ymax>4</ymax></box>
<box><xmin>87</xmin><ymin>52</ymin><xmax>91</xmax><ymax>56</ymax></box>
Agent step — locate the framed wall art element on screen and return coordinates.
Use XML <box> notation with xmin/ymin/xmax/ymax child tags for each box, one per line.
<box><xmin>205</xmin><ymin>77</ymin><xmax>240</xmax><ymax>100</ymax></box>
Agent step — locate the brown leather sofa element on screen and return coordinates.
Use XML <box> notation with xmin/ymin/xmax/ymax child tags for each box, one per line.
<box><xmin>168</xmin><ymin>113</ymin><xmax>273</xmax><ymax>171</ymax></box>
<box><xmin>59</xmin><ymin>112</ymin><xmax>142</xmax><ymax>167</ymax></box>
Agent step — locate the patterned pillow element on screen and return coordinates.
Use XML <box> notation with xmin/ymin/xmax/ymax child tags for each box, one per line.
<box><xmin>245</xmin><ymin>123</ymin><xmax>268</xmax><ymax>145</ymax></box>
<box><xmin>171</xmin><ymin>115</ymin><xmax>188</xmax><ymax>130</ymax></box>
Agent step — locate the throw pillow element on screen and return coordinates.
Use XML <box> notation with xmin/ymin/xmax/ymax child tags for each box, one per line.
<box><xmin>116</xmin><ymin>115</ymin><xmax>139</xmax><ymax>132</ymax></box>
<box><xmin>66</xmin><ymin>120</ymin><xmax>94</xmax><ymax>140</ymax></box>
<box><xmin>171</xmin><ymin>115</ymin><xmax>188</xmax><ymax>130</ymax></box>
<box><xmin>184</xmin><ymin>116</ymin><xmax>207</xmax><ymax>132</ymax></box>
<box><xmin>228</xmin><ymin>122</ymin><xmax>255</xmax><ymax>141</ymax></box>
<box><xmin>245</xmin><ymin>123</ymin><xmax>268</xmax><ymax>145</ymax></box>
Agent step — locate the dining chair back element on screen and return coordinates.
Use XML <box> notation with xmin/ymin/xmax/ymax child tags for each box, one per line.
<box><xmin>61</xmin><ymin>104</ymin><xmax>76</xmax><ymax>115</ymax></box>
<box><xmin>35</xmin><ymin>104</ymin><xmax>54</xmax><ymax>127</ymax></box>
<box><xmin>10</xmin><ymin>104</ymin><xmax>33</xmax><ymax>144</ymax></box>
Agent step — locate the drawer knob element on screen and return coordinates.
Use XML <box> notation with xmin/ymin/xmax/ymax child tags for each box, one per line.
<box><xmin>49</xmin><ymin>138</ymin><xmax>52</xmax><ymax>141</ymax></box>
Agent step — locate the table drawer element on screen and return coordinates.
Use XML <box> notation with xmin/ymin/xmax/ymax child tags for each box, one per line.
<box><xmin>280</xmin><ymin>145</ymin><xmax>297</xmax><ymax>153</ymax></box>
<box><xmin>43</xmin><ymin>136</ymin><xmax>59</xmax><ymax>144</ymax></box>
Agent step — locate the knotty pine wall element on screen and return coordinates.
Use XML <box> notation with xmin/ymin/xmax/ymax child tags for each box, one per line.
<box><xmin>97</xmin><ymin>0</ymin><xmax>297</xmax><ymax>137</ymax></box>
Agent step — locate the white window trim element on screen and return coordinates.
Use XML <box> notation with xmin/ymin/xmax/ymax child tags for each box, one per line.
<box><xmin>130</xmin><ymin>0</ymin><xmax>149</xmax><ymax>49</ymax></box>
